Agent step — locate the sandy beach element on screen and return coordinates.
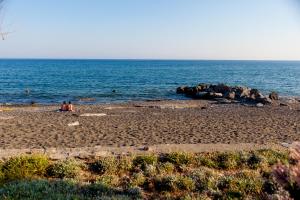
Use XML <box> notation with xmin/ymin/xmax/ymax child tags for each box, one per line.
<box><xmin>0</xmin><ymin>99</ymin><xmax>299</xmax><ymax>151</ymax></box>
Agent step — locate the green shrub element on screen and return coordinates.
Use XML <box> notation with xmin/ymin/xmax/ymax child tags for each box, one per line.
<box><xmin>0</xmin><ymin>163</ymin><xmax>4</xmax><ymax>185</ymax></box>
<box><xmin>90</xmin><ymin>157</ymin><xmax>117</xmax><ymax>175</ymax></box>
<box><xmin>157</xmin><ymin>162</ymin><xmax>175</xmax><ymax>175</ymax></box>
<box><xmin>47</xmin><ymin>159</ymin><xmax>80</xmax><ymax>179</ymax></box>
<box><xmin>258</xmin><ymin>149</ymin><xmax>289</xmax><ymax>166</ymax></box>
<box><xmin>119</xmin><ymin>173</ymin><xmax>145</xmax><ymax>189</ymax></box>
<box><xmin>120</xmin><ymin>175</ymin><xmax>132</xmax><ymax>190</ymax></box>
<box><xmin>160</xmin><ymin>152</ymin><xmax>194</xmax><ymax>166</ymax></box>
<box><xmin>97</xmin><ymin>175</ymin><xmax>120</xmax><ymax>187</ymax></box>
<box><xmin>154</xmin><ymin>176</ymin><xmax>178</xmax><ymax>192</ymax></box>
<box><xmin>125</xmin><ymin>186</ymin><xmax>143</xmax><ymax>199</ymax></box>
<box><xmin>189</xmin><ymin>168</ymin><xmax>219</xmax><ymax>192</ymax></box>
<box><xmin>247</xmin><ymin>153</ymin><xmax>263</xmax><ymax>169</ymax></box>
<box><xmin>217</xmin><ymin>171</ymin><xmax>263</xmax><ymax>198</ymax></box>
<box><xmin>132</xmin><ymin>155</ymin><xmax>157</xmax><ymax>170</ymax></box>
<box><xmin>84</xmin><ymin>181</ymin><xmax>142</xmax><ymax>199</ymax></box>
<box><xmin>179</xmin><ymin>194</ymin><xmax>211</xmax><ymax>200</ymax></box>
<box><xmin>2</xmin><ymin>155</ymin><xmax>49</xmax><ymax>182</ymax></box>
<box><xmin>176</xmin><ymin>176</ymin><xmax>195</xmax><ymax>191</ymax></box>
<box><xmin>215</xmin><ymin>152</ymin><xmax>238</xmax><ymax>170</ymax></box>
<box><xmin>263</xmin><ymin>180</ymin><xmax>278</xmax><ymax>195</ymax></box>
<box><xmin>235</xmin><ymin>171</ymin><xmax>263</xmax><ymax>194</ymax></box>
<box><xmin>195</xmin><ymin>154</ymin><xmax>217</xmax><ymax>168</ymax></box>
<box><xmin>0</xmin><ymin>180</ymin><xmax>138</xmax><ymax>200</ymax></box>
<box><xmin>131</xmin><ymin>173</ymin><xmax>146</xmax><ymax>187</ymax></box>
<box><xmin>234</xmin><ymin>151</ymin><xmax>250</xmax><ymax>168</ymax></box>
<box><xmin>196</xmin><ymin>152</ymin><xmax>247</xmax><ymax>169</ymax></box>
<box><xmin>118</xmin><ymin>156</ymin><xmax>133</xmax><ymax>173</ymax></box>
<box><xmin>143</xmin><ymin>164</ymin><xmax>157</xmax><ymax>177</ymax></box>
<box><xmin>0</xmin><ymin>180</ymin><xmax>79</xmax><ymax>200</ymax></box>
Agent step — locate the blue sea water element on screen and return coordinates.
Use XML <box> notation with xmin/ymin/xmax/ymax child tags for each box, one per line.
<box><xmin>0</xmin><ymin>59</ymin><xmax>300</xmax><ymax>104</ymax></box>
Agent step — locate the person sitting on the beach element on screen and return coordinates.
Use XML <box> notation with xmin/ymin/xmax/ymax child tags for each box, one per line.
<box><xmin>67</xmin><ymin>101</ymin><xmax>74</xmax><ymax>112</ymax></box>
<box><xmin>60</xmin><ymin>101</ymin><xmax>68</xmax><ymax>111</ymax></box>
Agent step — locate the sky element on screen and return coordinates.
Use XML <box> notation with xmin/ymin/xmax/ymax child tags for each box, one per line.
<box><xmin>0</xmin><ymin>0</ymin><xmax>300</xmax><ymax>60</ymax></box>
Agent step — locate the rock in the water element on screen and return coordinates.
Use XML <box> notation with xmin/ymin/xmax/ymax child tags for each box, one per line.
<box><xmin>207</xmin><ymin>92</ymin><xmax>223</xmax><ymax>99</ymax></box>
<box><xmin>176</xmin><ymin>83</ymin><xmax>276</xmax><ymax>106</ymax></box>
<box><xmin>197</xmin><ymin>83</ymin><xmax>211</xmax><ymax>91</ymax></box>
<box><xmin>176</xmin><ymin>86</ymin><xmax>188</xmax><ymax>94</ymax></box>
<box><xmin>235</xmin><ymin>87</ymin><xmax>251</xmax><ymax>99</ymax></box>
<box><xmin>259</xmin><ymin>97</ymin><xmax>272</xmax><ymax>105</ymax></box>
<box><xmin>269</xmin><ymin>92</ymin><xmax>279</xmax><ymax>100</ymax></box>
<box><xmin>185</xmin><ymin>87</ymin><xmax>198</xmax><ymax>96</ymax></box>
<box><xmin>212</xmin><ymin>92</ymin><xmax>223</xmax><ymax>98</ymax></box>
<box><xmin>250</xmin><ymin>89</ymin><xmax>264</xmax><ymax>100</ymax></box>
<box><xmin>195</xmin><ymin>92</ymin><xmax>209</xmax><ymax>99</ymax></box>
<box><xmin>225</xmin><ymin>91</ymin><xmax>235</xmax><ymax>100</ymax></box>
<box><xmin>211</xmin><ymin>84</ymin><xmax>231</xmax><ymax>94</ymax></box>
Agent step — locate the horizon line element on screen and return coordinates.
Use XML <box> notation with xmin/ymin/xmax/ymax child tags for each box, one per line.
<box><xmin>0</xmin><ymin>57</ymin><xmax>300</xmax><ymax>62</ymax></box>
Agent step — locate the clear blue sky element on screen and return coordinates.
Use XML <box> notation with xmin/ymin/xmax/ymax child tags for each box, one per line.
<box><xmin>0</xmin><ymin>0</ymin><xmax>300</xmax><ymax>60</ymax></box>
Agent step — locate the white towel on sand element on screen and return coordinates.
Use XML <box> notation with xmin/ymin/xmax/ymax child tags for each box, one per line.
<box><xmin>80</xmin><ymin>113</ymin><xmax>107</xmax><ymax>117</ymax></box>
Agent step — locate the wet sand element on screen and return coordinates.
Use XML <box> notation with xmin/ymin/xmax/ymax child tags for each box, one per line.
<box><xmin>0</xmin><ymin>100</ymin><xmax>300</xmax><ymax>150</ymax></box>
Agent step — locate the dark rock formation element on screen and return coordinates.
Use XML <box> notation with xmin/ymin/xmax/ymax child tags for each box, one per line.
<box><xmin>269</xmin><ymin>92</ymin><xmax>279</xmax><ymax>100</ymax></box>
<box><xmin>176</xmin><ymin>83</ymin><xmax>278</xmax><ymax>105</ymax></box>
<box><xmin>225</xmin><ymin>91</ymin><xmax>235</xmax><ymax>100</ymax></box>
<box><xmin>176</xmin><ymin>86</ymin><xmax>188</xmax><ymax>94</ymax></box>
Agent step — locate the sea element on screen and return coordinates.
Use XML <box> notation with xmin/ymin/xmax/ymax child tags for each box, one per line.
<box><xmin>0</xmin><ymin>59</ymin><xmax>299</xmax><ymax>104</ymax></box>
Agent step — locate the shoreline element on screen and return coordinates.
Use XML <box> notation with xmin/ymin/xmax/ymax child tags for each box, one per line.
<box><xmin>0</xmin><ymin>94</ymin><xmax>299</xmax><ymax>107</ymax></box>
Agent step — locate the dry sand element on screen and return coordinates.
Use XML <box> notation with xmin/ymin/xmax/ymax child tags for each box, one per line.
<box><xmin>0</xmin><ymin>100</ymin><xmax>299</xmax><ymax>154</ymax></box>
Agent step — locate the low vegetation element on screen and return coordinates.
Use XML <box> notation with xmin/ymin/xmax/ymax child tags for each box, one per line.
<box><xmin>46</xmin><ymin>159</ymin><xmax>80</xmax><ymax>179</ymax></box>
<box><xmin>0</xmin><ymin>148</ymin><xmax>297</xmax><ymax>199</ymax></box>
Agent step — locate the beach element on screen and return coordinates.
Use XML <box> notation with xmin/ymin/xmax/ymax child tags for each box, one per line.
<box><xmin>0</xmin><ymin>99</ymin><xmax>299</xmax><ymax>154</ymax></box>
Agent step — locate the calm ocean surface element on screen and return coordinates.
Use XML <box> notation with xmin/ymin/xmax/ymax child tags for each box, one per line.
<box><xmin>0</xmin><ymin>59</ymin><xmax>299</xmax><ymax>104</ymax></box>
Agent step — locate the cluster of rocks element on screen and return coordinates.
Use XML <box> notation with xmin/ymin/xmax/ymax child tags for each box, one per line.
<box><xmin>177</xmin><ymin>83</ymin><xmax>279</xmax><ymax>105</ymax></box>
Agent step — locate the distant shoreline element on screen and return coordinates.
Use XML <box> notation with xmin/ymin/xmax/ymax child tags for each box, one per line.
<box><xmin>1</xmin><ymin>58</ymin><xmax>300</xmax><ymax>62</ymax></box>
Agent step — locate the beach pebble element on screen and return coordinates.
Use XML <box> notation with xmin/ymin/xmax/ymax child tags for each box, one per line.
<box><xmin>210</xmin><ymin>92</ymin><xmax>223</xmax><ymax>98</ymax></box>
<box><xmin>287</xmin><ymin>99</ymin><xmax>297</xmax><ymax>104</ymax></box>
<box><xmin>68</xmin><ymin>121</ymin><xmax>80</xmax><ymax>126</ymax></box>
<box><xmin>0</xmin><ymin>116</ymin><xmax>14</xmax><ymax>120</ymax></box>
<box><xmin>281</xmin><ymin>142</ymin><xmax>291</xmax><ymax>148</ymax></box>
<box><xmin>256</xmin><ymin>103</ymin><xmax>264</xmax><ymax>107</ymax></box>
<box><xmin>140</xmin><ymin>146</ymin><xmax>152</xmax><ymax>151</ymax></box>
